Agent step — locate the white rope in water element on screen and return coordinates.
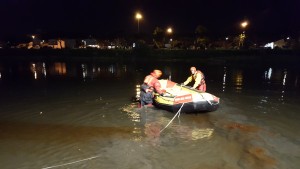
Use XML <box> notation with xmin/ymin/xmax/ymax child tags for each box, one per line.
<box><xmin>42</xmin><ymin>101</ymin><xmax>186</xmax><ymax>169</ymax></box>
<box><xmin>206</xmin><ymin>97</ymin><xmax>212</xmax><ymax>105</ymax></box>
<box><xmin>160</xmin><ymin>103</ymin><xmax>185</xmax><ymax>133</ymax></box>
<box><xmin>200</xmin><ymin>93</ymin><xmax>217</xmax><ymax>105</ymax></box>
<box><xmin>41</xmin><ymin>155</ymin><xmax>101</xmax><ymax>169</ymax></box>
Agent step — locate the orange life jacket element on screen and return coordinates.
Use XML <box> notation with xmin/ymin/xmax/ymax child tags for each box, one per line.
<box><xmin>143</xmin><ymin>73</ymin><xmax>163</xmax><ymax>94</ymax></box>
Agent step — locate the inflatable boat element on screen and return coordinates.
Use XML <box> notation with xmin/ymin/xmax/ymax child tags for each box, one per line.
<box><xmin>154</xmin><ymin>80</ymin><xmax>220</xmax><ymax>113</ymax></box>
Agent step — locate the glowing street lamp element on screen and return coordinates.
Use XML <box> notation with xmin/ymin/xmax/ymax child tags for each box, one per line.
<box><xmin>239</xmin><ymin>21</ymin><xmax>249</xmax><ymax>48</ymax></box>
<box><xmin>135</xmin><ymin>12</ymin><xmax>143</xmax><ymax>33</ymax></box>
<box><xmin>166</xmin><ymin>27</ymin><xmax>173</xmax><ymax>34</ymax></box>
<box><xmin>166</xmin><ymin>27</ymin><xmax>173</xmax><ymax>48</ymax></box>
<box><xmin>32</xmin><ymin>35</ymin><xmax>35</xmax><ymax>39</ymax></box>
<box><xmin>166</xmin><ymin>27</ymin><xmax>173</xmax><ymax>41</ymax></box>
<box><xmin>240</xmin><ymin>21</ymin><xmax>248</xmax><ymax>29</ymax></box>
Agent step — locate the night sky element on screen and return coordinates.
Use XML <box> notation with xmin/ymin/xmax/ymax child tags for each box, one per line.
<box><xmin>1</xmin><ymin>0</ymin><xmax>299</xmax><ymax>40</ymax></box>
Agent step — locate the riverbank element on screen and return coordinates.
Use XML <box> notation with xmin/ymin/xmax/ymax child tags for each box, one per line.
<box><xmin>0</xmin><ymin>49</ymin><xmax>299</xmax><ymax>68</ymax></box>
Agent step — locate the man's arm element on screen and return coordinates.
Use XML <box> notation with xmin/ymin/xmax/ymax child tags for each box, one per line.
<box><xmin>183</xmin><ymin>76</ymin><xmax>192</xmax><ymax>85</ymax></box>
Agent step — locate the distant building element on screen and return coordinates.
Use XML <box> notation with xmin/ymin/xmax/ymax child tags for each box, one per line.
<box><xmin>65</xmin><ymin>39</ymin><xmax>76</xmax><ymax>49</ymax></box>
<box><xmin>164</xmin><ymin>43</ymin><xmax>171</xmax><ymax>48</ymax></box>
<box><xmin>264</xmin><ymin>39</ymin><xmax>287</xmax><ymax>49</ymax></box>
<box><xmin>27</xmin><ymin>38</ymin><xmax>42</xmax><ymax>49</ymax></box>
<box><xmin>48</xmin><ymin>39</ymin><xmax>65</xmax><ymax>49</ymax></box>
<box><xmin>81</xmin><ymin>39</ymin><xmax>99</xmax><ymax>48</ymax></box>
<box><xmin>16</xmin><ymin>43</ymin><xmax>28</xmax><ymax>49</ymax></box>
<box><xmin>28</xmin><ymin>42</ymin><xmax>40</xmax><ymax>49</ymax></box>
<box><xmin>274</xmin><ymin>39</ymin><xmax>287</xmax><ymax>48</ymax></box>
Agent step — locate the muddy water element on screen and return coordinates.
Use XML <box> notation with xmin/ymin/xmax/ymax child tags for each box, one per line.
<box><xmin>0</xmin><ymin>60</ymin><xmax>299</xmax><ymax>169</ymax></box>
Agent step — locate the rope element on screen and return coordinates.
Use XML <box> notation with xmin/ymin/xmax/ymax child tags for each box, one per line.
<box><xmin>199</xmin><ymin>93</ymin><xmax>219</xmax><ymax>106</ymax></box>
<box><xmin>180</xmin><ymin>85</ymin><xmax>218</xmax><ymax>106</ymax></box>
<box><xmin>41</xmin><ymin>155</ymin><xmax>101</xmax><ymax>169</ymax></box>
<box><xmin>205</xmin><ymin>97</ymin><xmax>213</xmax><ymax>105</ymax></box>
<box><xmin>160</xmin><ymin>103</ymin><xmax>185</xmax><ymax>133</ymax></box>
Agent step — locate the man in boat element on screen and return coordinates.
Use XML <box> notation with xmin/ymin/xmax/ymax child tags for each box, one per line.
<box><xmin>140</xmin><ymin>69</ymin><xmax>166</xmax><ymax>107</ymax></box>
<box><xmin>182</xmin><ymin>66</ymin><xmax>206</xmax><ymax>92</ymax></box>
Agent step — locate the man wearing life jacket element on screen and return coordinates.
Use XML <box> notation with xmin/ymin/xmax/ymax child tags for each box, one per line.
<box><xmin>140</xmin><ymin>69</ymin><xmax>165</xmax><ymax>107</ymax></box>
<box><xmin>183</xmin><ymin>66</ymin><xmax>206</xmax><ymax>92</ymax></box>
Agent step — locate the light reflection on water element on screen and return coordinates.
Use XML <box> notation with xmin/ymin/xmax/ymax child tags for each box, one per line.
<box><xmin>0</xmin><ymin>60</ymin><xmax>299</xmax><ymax>168</ymax></box>
<box><xmin>1</xmin><ymin>61</ymin><xmax>299</xmax><ymax>92</ymax></box>
<box><xmin>222</xmin><ymin>66</ymin><xmax>227</xmax><ymax>92</ymax></box>
<box><xmin>11</xmin><ymin>61</ymin><xmax>131</xmax><ymax>81</ymax></box>
<box><xmin>232</xmin><ymin>69</ymin><xmax>243</xmax><ymax>93</ymax></box>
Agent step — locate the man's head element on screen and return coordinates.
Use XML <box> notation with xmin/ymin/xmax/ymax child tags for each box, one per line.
<box><xmin>152</xmin><ymin>69</ymin><xmax>162</xmax><ymax>78</ymax></box>
<box><xmin>190</xmin><ymin>67</ymin><xmax>197</xmax><ymax>75</ymax></box>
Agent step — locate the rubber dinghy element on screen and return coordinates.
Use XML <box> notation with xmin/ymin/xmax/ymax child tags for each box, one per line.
<box><xmin>154</xmin><ymin>80</ymin><xmax>220</xmax><ymax>113</ymax></box>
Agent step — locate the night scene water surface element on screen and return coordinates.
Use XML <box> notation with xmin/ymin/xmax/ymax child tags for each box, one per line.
<box><xmin>0</xmin><ymin>58</ymin><xmax>299</xmax><ymax>169</ymax></box>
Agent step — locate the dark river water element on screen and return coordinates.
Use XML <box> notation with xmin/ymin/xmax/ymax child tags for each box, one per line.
<box><xmin>0</xmin><ymin>58</ymin><xmax>299</xmax><ymax>169</ymax></box>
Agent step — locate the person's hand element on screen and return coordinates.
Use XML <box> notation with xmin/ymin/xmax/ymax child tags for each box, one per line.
<box><xmin>162</xmin><ymin>89</ymin><xmax>166</xmax><ymax>93</ymax></box>
<box><xmin>146</xmin><ymin>88</ymin><xmax>153</xmax><ymax>92</ymax></box>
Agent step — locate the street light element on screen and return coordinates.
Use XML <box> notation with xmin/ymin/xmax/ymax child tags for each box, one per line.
<box><xmin>167</xmin><ymin>27</ymin><xmax>173</xmax><ymax>34</ymax></box>
<box><xmin>239</xmin><ymin>21</ymin><xmax>249</xmax><ymax>48</ymax></box>
<box><xmin>240</xmin><ymin>21</ymin><xmax>248</xmax><ymax>29</ymax></box>
<box><xmin>166</xmin><ymin>27</ymin><xmax>173</xmax><ymax>40</ymax></box>
<box><xmin>166</xmin><ymin>27</ymin><xmax>173</xmax><ymax>48</ymax></box>
<box><xmin>135</xmin><ymin>12</ymin><xmax>143</xmax><ymax>33</ymax></box>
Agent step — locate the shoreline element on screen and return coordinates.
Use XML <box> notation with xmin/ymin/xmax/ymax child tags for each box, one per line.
<box><xmin>0</xmin><ymin>49</ymin><xmax>299</xmax><ymax>67</ymax></box>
